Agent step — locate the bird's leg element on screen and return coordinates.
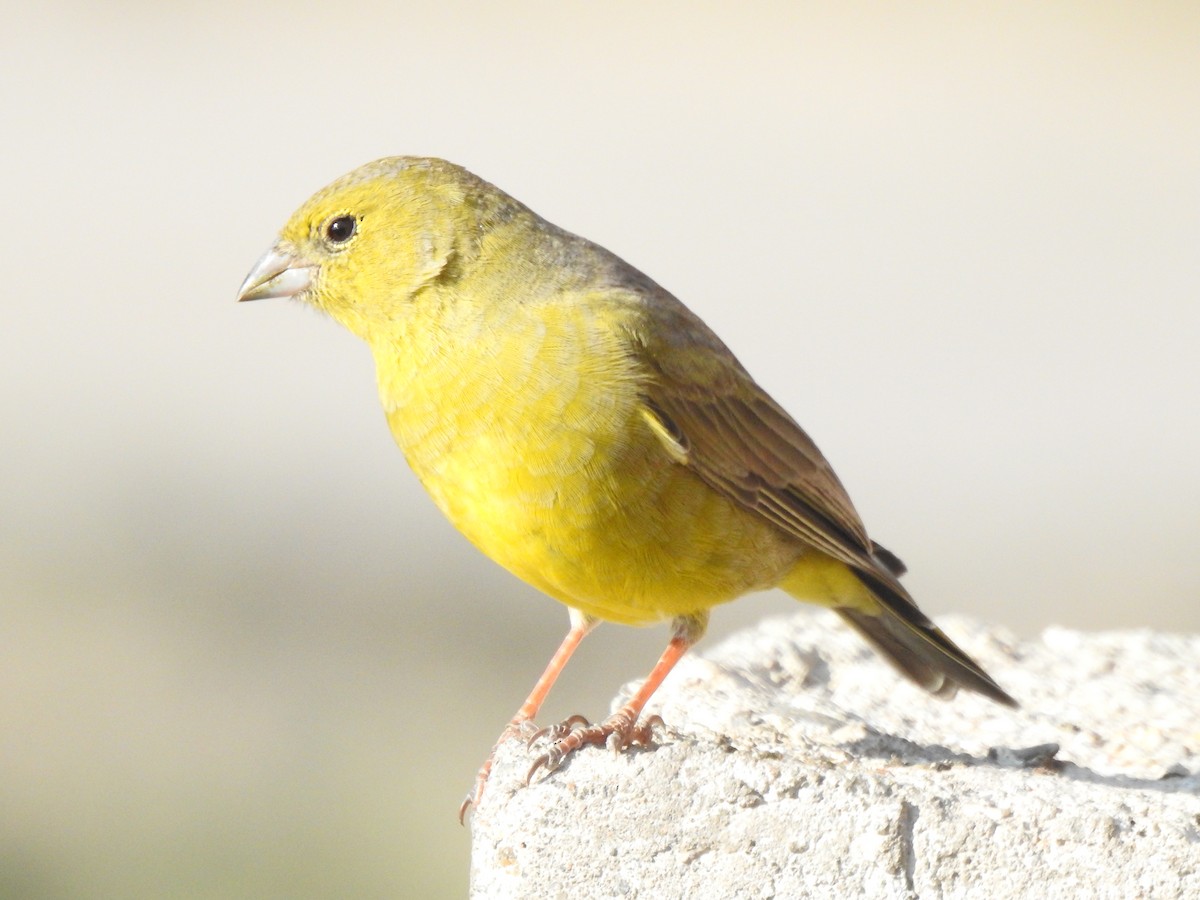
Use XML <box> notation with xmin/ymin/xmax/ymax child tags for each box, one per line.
<box><xmin>527</xmin><ymin>613</ymin><xmax>706</xmax><ymax>782</ymax></box>
<box><xmin>459</xmin><ymin>612</ymin><xmax>596</xmax><ymax>823</ymax></box>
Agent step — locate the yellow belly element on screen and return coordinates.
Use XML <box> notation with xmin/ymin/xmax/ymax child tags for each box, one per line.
<box><xmin>371</xmin><ymin>295</ymin><xmax>802</xmax><ymax>625</ymax></box>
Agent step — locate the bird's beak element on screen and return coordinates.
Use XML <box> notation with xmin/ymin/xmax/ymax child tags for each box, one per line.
<box><xmin>237</xmin><ymin>244</ymin><xmax>317</xmax><ymax>302</ymax></box>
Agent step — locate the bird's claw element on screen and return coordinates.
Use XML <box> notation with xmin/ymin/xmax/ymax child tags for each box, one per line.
<box><xmin>457</xmin><ymin>792</ymin><xmax>476</xmax><ymax>826</ymax></box>
<box><xmin>525</xmin><ymin>711</ymin><xmax>665</xmax><ymax>784</ymax></box>
<box><xmin>514</xmin><ymin>719</ymin><xmax>541</xmax><ymax>742</ymax></box>
<box><xmin>460</xmin><ymin>718</ymin><xmax>540</xmax><ymax>824</ymax></box>
<box><xmin>465</xmin><ymin>712</ymin><xmax>667</xmax><ymax>819</ymax></box>
<box><xmin>526</xmin><ymin>714</ymin><xmax>589</xmax><ymax>748</ymax></box>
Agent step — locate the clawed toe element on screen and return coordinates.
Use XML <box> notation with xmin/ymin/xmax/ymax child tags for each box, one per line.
<box><xmin>526</xmin><ymin>714</ymin><xmax>590</xmax><ymax>748</ymax></box>
<box><xmin>461</xmin><ymin>718</ymin><xmax>541</xmax><ymax>824</ymax></box>
<box><xmin>526</xmin><ymin>711</ymin><xmax>665</xmax><ymax>784</ymax></box>
<box><xmin>608</xmin><ymin>713</ymin><xmax>663</xmax><ymax>753</ymax></box>
<box><xmin>463</xmin><ymin>711</ymin><xmax>668</xmax><ymax>821</ymax></box>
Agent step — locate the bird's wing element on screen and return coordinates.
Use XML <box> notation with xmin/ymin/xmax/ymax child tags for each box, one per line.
<box><xmin>628</xmin><ymin>302</ymin><xmax>877</xmax><ymax>572</ymax></box>
<box><xmin>617</xmin><ymin>290</ymin><xmax>1017</xmax><ymax>707</ymax></box>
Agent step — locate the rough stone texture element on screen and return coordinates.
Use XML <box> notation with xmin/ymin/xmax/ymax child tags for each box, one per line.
<box><xmin>469</xmin><ymin>613</ymin><xmax>1200</xmax><ymax>898</ymax></box>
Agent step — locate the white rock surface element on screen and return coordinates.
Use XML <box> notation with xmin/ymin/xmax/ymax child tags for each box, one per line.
<box><xmin>469</xmin><ymin>613</ymin><xmax>1200</xmax><ymax>898</ymax></box>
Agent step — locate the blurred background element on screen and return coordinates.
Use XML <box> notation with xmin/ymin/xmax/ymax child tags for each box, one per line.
<box><xmin>1</xmin><ymin>1</ymin><xmax>1197</xmax><ymax>896</ymax></box>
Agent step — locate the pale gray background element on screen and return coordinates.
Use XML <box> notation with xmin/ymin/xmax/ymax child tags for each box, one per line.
<box><xmin>2</xmin><ymin>2</ymin><xmax>1196</xmax><ymax>897</ymax></box>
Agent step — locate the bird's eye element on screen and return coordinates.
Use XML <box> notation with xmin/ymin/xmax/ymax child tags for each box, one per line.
<box><xmin>325</xmin><ymin>215</ymin><xmax>357</xmax><ymax>244</ymax></box>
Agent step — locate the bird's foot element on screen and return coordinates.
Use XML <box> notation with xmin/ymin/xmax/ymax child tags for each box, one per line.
<box><xmin>526</xmin><ymin>709</ymin><xmax>664</xmax><ymax>783</ymax></box>
<box><xmin>459</xmin><ymin>718</ymin><xmax>540</xmax><ymax>824</ymax></box>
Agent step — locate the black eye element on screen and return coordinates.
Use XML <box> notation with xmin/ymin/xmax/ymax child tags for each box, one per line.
<box><xmin>325</xmin><ymin>215</ymin><xmax>357</xmax><ymax>244</ymax></box>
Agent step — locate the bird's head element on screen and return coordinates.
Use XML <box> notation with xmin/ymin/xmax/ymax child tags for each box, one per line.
<box><xmin>238</xmin><ymin>157</ymin><xmax>485</xmax><ymax>339</ymax></box>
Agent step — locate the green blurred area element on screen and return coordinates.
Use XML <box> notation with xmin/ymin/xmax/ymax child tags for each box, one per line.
<box><xmin>1</xmin><ymin>2</ymin><xmax>1197</xmax><ymax>897</ymax></box>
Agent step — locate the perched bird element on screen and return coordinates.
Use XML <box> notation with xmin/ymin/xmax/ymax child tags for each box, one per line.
<box><xmin>238</xmin><ymin>157</ymin><xmax>1015</xmax><ymax>819</ymax></box>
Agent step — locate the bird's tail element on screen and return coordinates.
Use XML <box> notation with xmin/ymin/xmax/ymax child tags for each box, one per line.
<box><xmin>843</xmin><ymin>561</ymin><xmax>1016</xmax><ymax>706</ymax></box>
<box><xmin>783</xmin><ymin>548</ymin><xmax>1017</xmax><ymax>707</ymax></box>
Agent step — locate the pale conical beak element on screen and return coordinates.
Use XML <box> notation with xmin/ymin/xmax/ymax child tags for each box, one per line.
<box><xmin>237</xmin><ymin>245</ymin><xmax>317</xmax><ymax>302</ymax></box>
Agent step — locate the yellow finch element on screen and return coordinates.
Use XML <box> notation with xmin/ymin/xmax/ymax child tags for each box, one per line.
<box><xmin>238</xmin><ymin>157</ymin><xmax>1015</xmax><ymax>818</ymax></box>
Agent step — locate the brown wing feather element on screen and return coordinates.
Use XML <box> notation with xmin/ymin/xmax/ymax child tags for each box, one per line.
<box><xmin>636</xmin><ymin>352</ymin><xmax>875</xmax><ymax>573</ymax></box>
<box><xmin>627</xmin><ymin>300</ymin><xmax>1016</xmax><ymax>707</ymax></box>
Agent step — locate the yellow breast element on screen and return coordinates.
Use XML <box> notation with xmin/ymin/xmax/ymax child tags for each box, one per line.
<box><xmin>370</xmin><ymin>291</ymin><xmax>800</xmax><ymax>625</ymax></box>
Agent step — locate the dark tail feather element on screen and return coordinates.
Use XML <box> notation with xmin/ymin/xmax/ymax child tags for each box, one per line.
<box><xmin>839</xmin><ymin>570</ymin><xmax>1018</xmax><ymax>708</ymax></box>
<box><xmin>870</xmin><ymin>542</ymin><xmax>906</xmax><ymax>577</ymax></box>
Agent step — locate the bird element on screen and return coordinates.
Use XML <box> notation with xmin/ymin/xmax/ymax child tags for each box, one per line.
<box><xmin>237</xmin><ymin>156</ymin><xmax>1016</xmax><ymax>820</ymax></box>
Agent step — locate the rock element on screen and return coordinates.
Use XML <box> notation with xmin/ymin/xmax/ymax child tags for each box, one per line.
<box><xmin>469</xmin><ymin>613</ymin><xmax>1200</xmax><ymax>898</ymax></box>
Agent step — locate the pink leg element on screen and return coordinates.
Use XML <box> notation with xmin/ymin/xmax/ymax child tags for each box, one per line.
<box><xmin>459</xmin><ymin>614</ymin><xmax>596</xmax><ymax>822</ymax></box>
<box><xmin>527</xmin><ymin>614</ymin><xmax>704</xmax><ymax>783</ymax></box>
